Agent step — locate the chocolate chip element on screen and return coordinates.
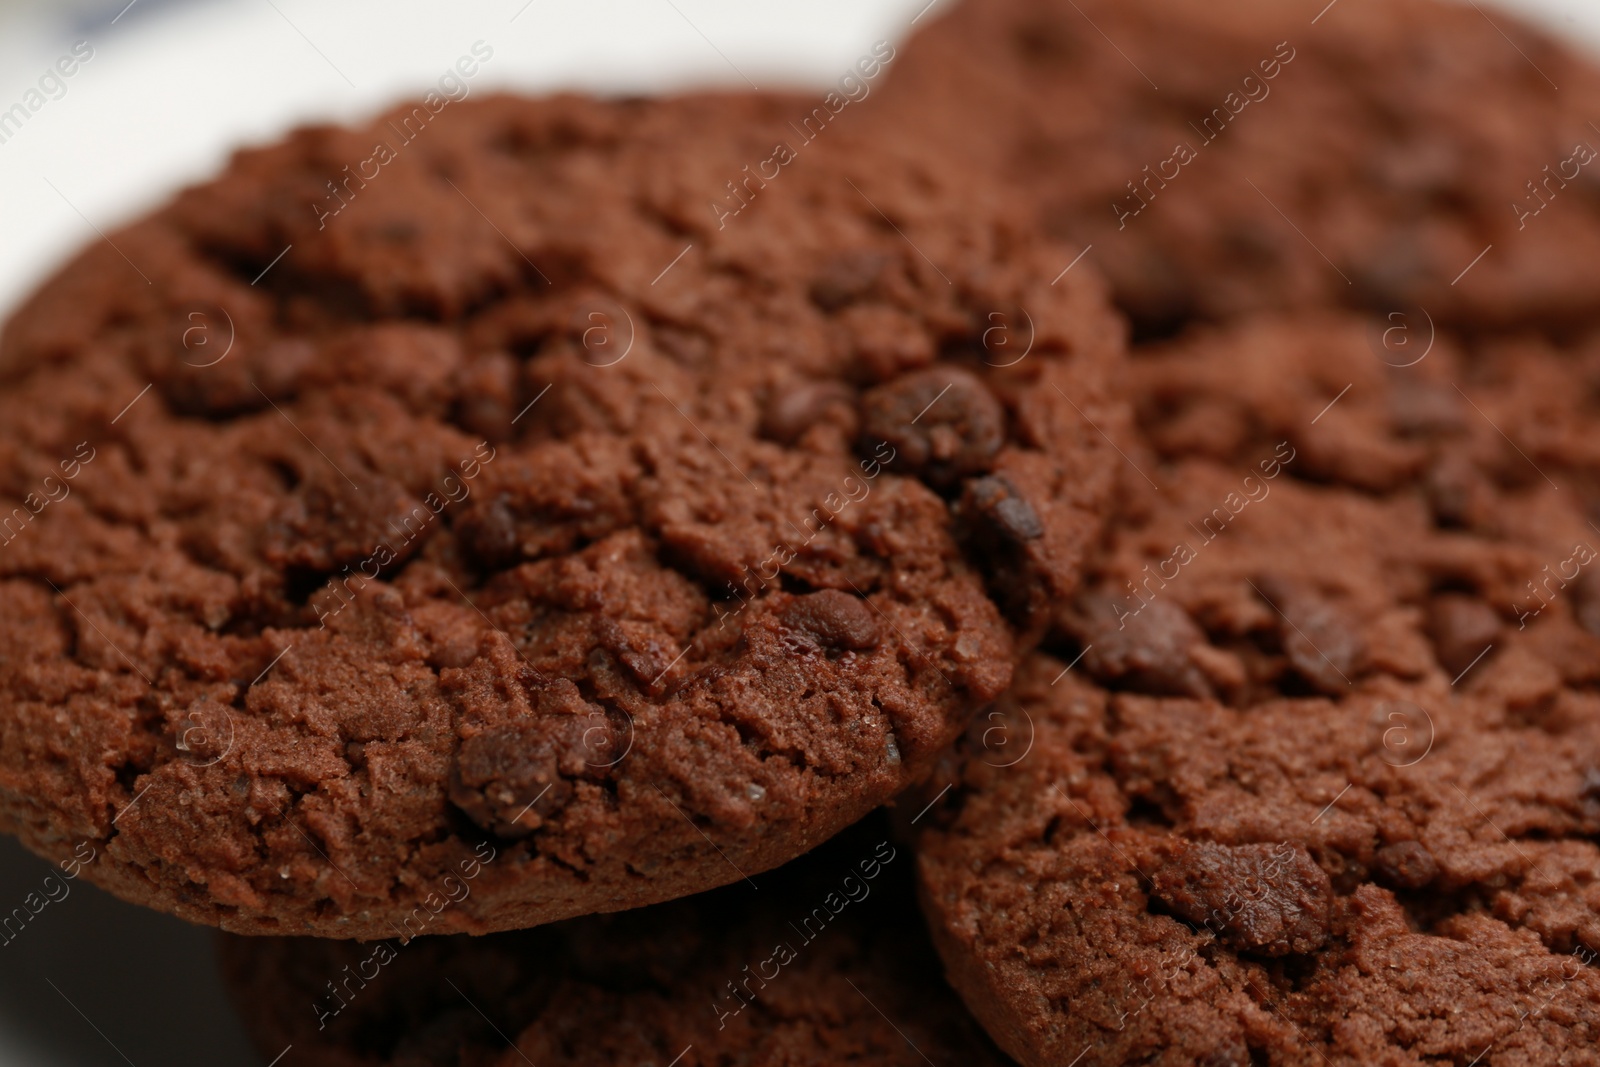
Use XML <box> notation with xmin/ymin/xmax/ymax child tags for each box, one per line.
<box><xmin>449</xmin><ymin>722</ymin><xmax>577</xmax><ymax>838</ymax></box>
<box><xmin>459</xmin><ymin>495</ymin><xmax>521</xmax><ymax>570</ymax></box>
<box><xmin>1011</xmin><ymin>17</ymin><xmax>1081</xmax><ymax>64</ymax></box>
<box><xmin>452</xmin><ymin>351</ymin><xmax>518</xmax><ymax>443</ymax></box>
<box><xmin>1426</xmin><ymin>594</ymin><xmax>1499</xmax><ymax>676</ymax></box>
<box><xmin>156</xmin><ymin>332</ymin><xmax>309</xmax><ymax>419</ymax></box>
<box><xmin>761</xmin><ymin>380</ymin><xmax>857</xmax><ymax>445</ymax></box>
<box><xmin>860</xmin><ymin>368</ymin><xmax>1005</xmax><ymax>488</ymax></box>
<box><xmin>957</xmin><ymin>474</ymin><xmax>1047</xmax><ymax>626</ymax></box>
<box><xmin>1256</xmin><ymin>577</ymin><xmax>1365</xmax><ymax>694</ymax></box>
<box><xmin>778</xmin><ymin>589</ymin><xmax>881</xmax><ymax>652</ymax></box>
<box><xmin>1426</xmin><ymin>454</ymin><xmax>1494</xmax><ymax>530</ymax></box>
<box><xmin>1373</xmin><ymin>840</ymin><xmax>1438</xmax><ymax>889</ymax></box>
<box><xmin>1574</xmin><ymin>571</ymin><xmax>1600</xmax><ymax>638</ymax></box>
<box><xmin>1067</xmin><ymin>591</ymin><xmax>1213</xmax><ymax>699</ymax></box>
<box><xmin>809</xmin><ymin>249</ymin><xmax>890</xmax><ymax>310</ymax></box>
<box><xmin>963</xmin><ymin>474</ymin><xmax>1044</xmax><ymax>541</ymax></box>
<box><xmin>1387</xmin><ymin>377</ymin><xmax>1465</xmax><ymax>437</ymax></box>
<box><xmin>596</xmin><ymin>619</ymin><xmax>684</xmax><ymax>691</ymax></box>
<box><xmin>268</xmin><ymin>474</ymin><xmax>427</xmax><ymax>574</ymax></box>
<box><xmin>1151</xmin><ymin>839</ymin><xmax>1332</xmax><ymax>957</ymax></box>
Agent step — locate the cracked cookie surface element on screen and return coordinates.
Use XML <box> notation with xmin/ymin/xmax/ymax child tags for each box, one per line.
<box><xmin>913</xmin><ymin>315</ymin><xmax>1600</xmax><ymax>1065</ymax></box>
<box><xmin>0</xmin><ymin>92</ymin><xmax>1123</xmax><ymax>936</ymax></box>
<box><xmin>917</xmin><ymin>655</ymin><xmax>1600</xmax><ymax>1067</ymax></box>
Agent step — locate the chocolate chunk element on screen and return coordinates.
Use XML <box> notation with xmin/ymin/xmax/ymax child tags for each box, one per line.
<box><xmin>761</xmin><ymin>380</ymin><xmax>857</xmax><ymax>445</ymax></box>
<box><xmin>458</xmin><ymin>495</ymin><xmax>522</xmax><ymax>570</ymax></box>
<box><xmin>1426</xmin><ymin>453</ymin><xmax>1495</xmax><ymax>530</ymax></box>
<box><xmin>154</xmin><ymin>334</ymin><xmax>311</xmax><ymax>418</ymax></box>
<box><xmin>449</xmin><ymin>722</ymin><xmax>576</xmax><ymax>839</ymax></box>
<box><xmin>452</xmin><ymin>351</ymin><xmax>519</xmax><ymax>443</ymax></box>
<box><xmin>1069</xmin><ymin>591</ymin><xmax>1213</xmax><ymax>699</ymax></box>
<box><xmin>861</xmin><ymin>368</ymin><xmax>1005</xmax><ymax>488</ymax></box>
<box><xmin>1574</xmin><ymin>571</ymin><xmax>1600</xmax><ymax>639</ymax></box>
<box><xmin>1010</xmin><ymin>17</ymin><xmax>1080</xmax><ymax>64</ymax></box>
<box><xmin>267</xmin><ymin>474</ymin><xmax>429</xmax><ymax>575</ymax></box>
<box><xmin>778</xmin><ymin>589</ymin><xmax>882</xmax><ymax>652</ymax></box>
<box><xmin>1426</xmin><ymin>594</ymin><xmax>1499</xmax><ymax>676</ymax></box>
<box><xmin>1373</xmin><ymin>840</ymin><xmax>1438</xmax><ymax>889</ymax></box>
<box><xmin>809</xmin><ymin>249</ymin><xmax>891</xmax><ymax>310</ymax></box>
<box><xmin>956</xmin><ymin>474</ymin><xmax>1049</xmax><ymax>626</ymax></box>
<box><xmin>963</xmin><ymin>474</ymin><xmax>1044</xmax><ymax>542</ymax></box>
<box><xmin>1387</xmin><ymin>377</ymin><xmax>1466</xmax><ymax>437</ymax></box>
<box><xmin>1151</xmin><ymin>839</ymin><xmax>1332</xmax><ymax>956</ymax></box>
<box><xmin>1256</xmin><ymin>578</ymin><xmax>1364</xmax><ymax>693</ymax></box>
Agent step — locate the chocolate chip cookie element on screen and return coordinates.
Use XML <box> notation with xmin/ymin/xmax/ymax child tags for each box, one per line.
<box><xmin>871</xmin><ymin>0</ymin><xmax>1600</xmax><ymax>336</ymax></box>
<box><xmin>0</xmin><ymin>91</ymin><xmax>1123</xmax><ymax>936</ymax></box>
<box><xmin>911</xmin><ymin>315</ymin><xmax>1600</xmax><ymax>1064</ymax></box>
<box><xmin>218</xmin><ymin>817</ymin><xmax>1007</xmax><ymax>1067</ymax></box>
<box><xmin>917</xmin><ymin>653</ymin><xmax>1600</xmax><ymax>1066</ymax></box>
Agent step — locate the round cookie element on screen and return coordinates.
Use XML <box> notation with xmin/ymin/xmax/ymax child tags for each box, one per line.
<box><xmin>917</xmin><ymin>654</ymin><xmax>1600</xmax><ymax>1067</ymax></box>
<box><xmin>218</xmin><ymin>817</ymin><xmax>1008</xmax><ymax>1067</ymax></box>
<box><xmin>869</xmin><ymin>0</ymin><xmax>1600</xmax><ymax>336</ymax></box>
<box><xmin>911</xmin><ymin>317</ymin><xmax>1600</xmax><ymax>1065</ymax></box>
<box><xmin>0</xmin><ymin>92</ymin><xmax>1124</xmax><ymax>936</ymax></box>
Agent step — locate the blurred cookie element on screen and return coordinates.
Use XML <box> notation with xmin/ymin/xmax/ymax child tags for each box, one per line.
<box><xmin>219</xmin><ymin>817</ymin><xmax>1008</xmax><ymax>1067</ymax></box>
<box><xmin>872</xmin><ymin>0</ymin><xmax>1600</xmax><ymax>335</ymax></box>
<box><xmin>0</xmin><ymin>91</ymin><xmax>1124</xmax><ymax>936</ymax></box>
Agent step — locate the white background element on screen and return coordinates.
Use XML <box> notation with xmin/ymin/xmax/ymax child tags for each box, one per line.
<box><xmin>0</xmin><ymin>0</ymin><xmax>1596</xmax><ymax>1063</ymax></box>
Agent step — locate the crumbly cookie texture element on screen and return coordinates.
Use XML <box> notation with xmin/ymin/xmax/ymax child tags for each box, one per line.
<box><xmin>915</xmin><ymin>314</ymin><xmax>1600</xmax><ymax>1066</ymax></box>
<box><xmin>219</xmin><ymin>818</ymin><xmax>1008</xmax><ymax>1067</ymax></box>
<box><xmin>918</xmin><ymin>656</ymin><xmax>1600</xmax><ymax>1067</ymax></box>
<box><xmin>870</xmin><ymin>0</ymin><xmax>1600</xmax><ymax>335</ymax></box>
<box><xmin>0</xmin><ymin>92</ymin><xmax>1123</xmax><ymax>936</ymax></box>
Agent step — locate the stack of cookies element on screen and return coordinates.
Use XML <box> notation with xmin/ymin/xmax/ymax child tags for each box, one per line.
<box><xmin>3</xmin><ymin>1</ymin><xmax>1599</xmax><ymax>1063</ymax></box>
